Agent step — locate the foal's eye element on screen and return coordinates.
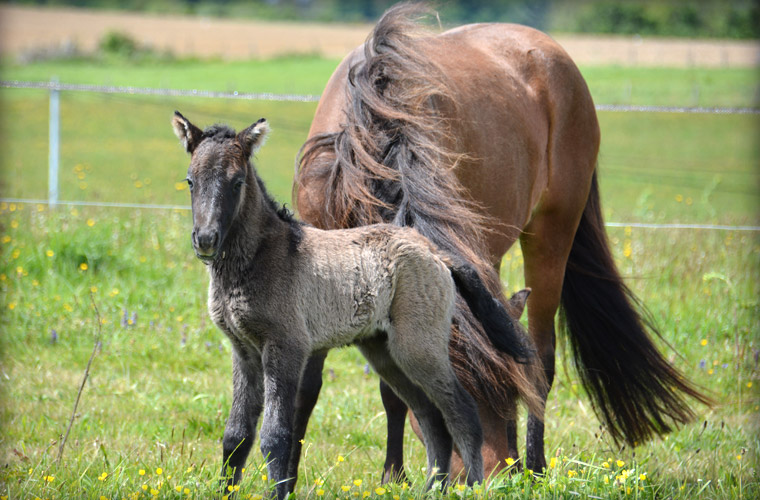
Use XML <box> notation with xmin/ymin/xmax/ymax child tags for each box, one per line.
<box><xmin>185</xmin><ymin>178</ymin><xmax>194</xmax><ymax>190</ymax></box>
<box><xmin>233</xmin><ymin>179</ymin><xmax>244</xmax><ymax>192</ymax></box>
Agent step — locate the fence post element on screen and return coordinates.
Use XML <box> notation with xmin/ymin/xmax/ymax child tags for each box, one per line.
<box><xmin>48</xmin><ymin>78</ymin><xmax>60</xmax><ymax>207</ymax></box>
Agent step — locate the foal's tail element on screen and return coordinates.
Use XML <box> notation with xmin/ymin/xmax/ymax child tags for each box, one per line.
<box><xmin>449</xmin><ymin>262</ymin><xmax>535</xmax><ymax>364</ymax></box>
<box><xmin>561</xmin><ymin>171</ymin><xmax>713</xmax><ymax>445</ymax></box>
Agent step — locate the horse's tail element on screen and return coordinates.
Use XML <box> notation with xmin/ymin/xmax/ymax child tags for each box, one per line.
<box><xmin>296</xmin><ymin>3</ymin><xmax>544</xmax><ymax>416</ymax></box>
<box><xmin>449</xmin><ymin>262</ymin><xmax>534</xmax><ymax>364</ymax></box>
<box><xmin>561</xmin><ymin>171</ymin><xmax>713</xmax><ymax>445</ymax></box>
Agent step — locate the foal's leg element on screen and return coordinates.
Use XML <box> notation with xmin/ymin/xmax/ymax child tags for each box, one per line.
<box><xmin>386</xmin><ymin>273</ymin><xmax>484</xmax><ymax>485</ymax></box>
<box><xmin>380</xmin><ymin>379</ymin><xmax>409</xmax><ymax>484</ymax></box>
<box><xmin>387</xmin><ymin>336</ymin><xmax>484</xmax><ymax>485</ymax></box>
<box><xmin>286</xmin><ymin>350</ymin><xmax>328</xmax><ymax>488</ymax></box>
<box><xmin>222</xmin><ymin>349</ymin><xmax>264</xmax><ymax>491</ymax></box>
<box><xmin>259</xmin><ymin>339</ymin><xmax>308</xmax><ymax>499</ymax></box>
<box><xmin>356</xmin><ymin>337</ymin><xmax>453</xmax><ymax>489</ymax></box>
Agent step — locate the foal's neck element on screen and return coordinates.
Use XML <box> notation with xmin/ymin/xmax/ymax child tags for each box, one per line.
<box><xmin>211</xmin><ymin>175</ymin><xmax>295</xmax><ymax>275</ymax></box>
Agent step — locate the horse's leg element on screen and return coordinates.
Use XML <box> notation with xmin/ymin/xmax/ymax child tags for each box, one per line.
<box><xmin>495</xmin><ymin>263</ymin><xmax>521</xmax><ymax>469</ymax></box>
<box><xmin>520</xmin><ymin>208</ymin><xmax>587</xmax><ymax>473</ymax></box>
<box><xmin>259</xmin><ymin>340</ymin><xmax>307</xmax><ymax>499</ymax></box>
<box><xmin>222</xmin><ymin>349</ymin><xmax>264</xmax><ymax>492</ymax></box>
<box><xmin>356</xmin><ymin>337</ymin><xmax>452</xmax><ymax>489</ymax></box>
<box><xmin>379</xmin><ymin>379</ymin><xmax>409</xmax><ymax>484</ymax></box>
<box><xmin>286</xmin><ymin>350</ymin><xmax>328</xmax><ymax>489</ymax></box>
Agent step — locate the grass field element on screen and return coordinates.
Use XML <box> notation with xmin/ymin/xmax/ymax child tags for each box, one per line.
<box><xmin>0</xmin><ymin>55</ymin><xmax>758</xmax><ymax>499</ymax></box>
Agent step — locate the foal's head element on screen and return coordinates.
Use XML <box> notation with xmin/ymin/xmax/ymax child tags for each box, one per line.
<box><xmin>172</xmin><ymin>111</ymin><xmax>269</xmax><ymax>262</ymax></box>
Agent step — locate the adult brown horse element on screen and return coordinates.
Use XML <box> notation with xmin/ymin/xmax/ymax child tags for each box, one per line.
<box><xmin>292</xmin><ymin>3</ymin><xmax>709</xmax><ymax>480</ymax></box>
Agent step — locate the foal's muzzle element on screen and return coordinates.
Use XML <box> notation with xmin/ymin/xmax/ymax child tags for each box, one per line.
<box><xmin>193</xmin><ymin>228</ymin><xmax>219</xmax><ymax>262</ymax></box>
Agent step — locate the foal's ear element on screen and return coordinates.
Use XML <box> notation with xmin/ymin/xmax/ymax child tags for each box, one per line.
<box><xmin>508</xmin><ymin>288</ymin><xmax>531</xmax><ymax>319</ymax></box>
<box><xmin>237</xmin><ymin>118</ymin><xmax>270</xmax><ymax>158</ymax></box>
<box><xmin>172</xmin><ymin>111</ymin><xmax>203</xmax><ymax>154</ymax></box>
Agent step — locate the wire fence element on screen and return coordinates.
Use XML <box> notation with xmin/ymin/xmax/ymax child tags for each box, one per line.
<box><xmin>1</xmin><ymin>80</ymin><xmax>758</xmax><ymax>231</ymax></box>
<box><xmin>3</xmin><ymin>80</ymin><xmax>759</xmax><ymax>113</ymax></box>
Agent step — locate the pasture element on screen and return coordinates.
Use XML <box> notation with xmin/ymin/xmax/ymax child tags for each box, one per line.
<box><xmin>0</xmin><ymin>55</ymin><xmax>758</xmax><ymax>499</ymax></box>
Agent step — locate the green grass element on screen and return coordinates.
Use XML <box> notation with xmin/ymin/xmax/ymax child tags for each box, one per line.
<box><xmin>0</xmin><ymin>56</ymin><xmax>759</xmax><ymax>498</ymax></box>
<box><xmin>0</xmin><ymin>55</ymin><xmax>342</xmax><ymax>95</ymax></box>
<box><xmin>0</xmin><ymin>207</ymin><xmax>757</xmax><ymax>499</ymax></box>
<box><xmin>0</xmin><ymin>90</ymin><xmax>757</xmax><ymax>225</ymax></box>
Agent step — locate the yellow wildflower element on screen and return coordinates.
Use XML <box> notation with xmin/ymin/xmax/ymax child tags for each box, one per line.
<box><xmin>375</xmin><ymin>487</ymin><xmax>387</xmax><ymax>495</ymax></box>
<box><xmin>549</xmin><ymin>457</ymin><xmax>557</xmax><ymax>469</ymax></box>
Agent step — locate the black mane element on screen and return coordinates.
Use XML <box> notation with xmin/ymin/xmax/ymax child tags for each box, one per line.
<box><xmin>203</xmin><ymin>124</ymin><xmax>237</xmax><ymax>142</ymax></box>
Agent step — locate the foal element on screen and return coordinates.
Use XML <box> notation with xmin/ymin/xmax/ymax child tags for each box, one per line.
<box><xmin>171</xmin><ymin>112</ymin><xmax>534</xmax><ymax>498</ymax></box>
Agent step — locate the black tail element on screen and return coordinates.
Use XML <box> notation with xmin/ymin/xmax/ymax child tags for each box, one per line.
<box><xmin>561</xmin><ymin>172</ymin><xmax>712</xmax><ymax>446</ymax></box>
<box><xmin>450</xmin><ymin>262</ymin><xmax>535</xmax><ymax>364</ymax></box>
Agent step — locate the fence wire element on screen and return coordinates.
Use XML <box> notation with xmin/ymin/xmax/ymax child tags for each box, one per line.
<box><xmin>1</xmin><ymin>80</ymin><xmax>321</xmax><ymax>102</ymax></box>
<box><xmin>1</xmin><ymin>198</ymin><xmax>758</xmax><ymax>231</ymax></box>
<box><xmin>1</xmin><ymin>80</ymin><xmax>757</xmax><ymax>231</ymax></box>
<box><xmin>3</xmin><ymin>80</ymin><xmax>759</xmax><ymax>114</ymax></box>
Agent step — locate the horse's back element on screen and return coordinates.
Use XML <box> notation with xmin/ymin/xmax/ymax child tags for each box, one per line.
<box><xmin>300</xmin><ymin>22</ymin><xmax>599</xmax><ymax>255</ymax></box>
<box><xmin>429</xmin><ymin>23</ymin><xmax>599</xmax><ymax>248</ymax></box>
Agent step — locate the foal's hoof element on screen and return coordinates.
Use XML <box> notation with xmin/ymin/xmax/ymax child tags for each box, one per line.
<box><xmin>381</xmin><ymin>465</ymin><xmax>408</xmax><ymax>485</ymax></box>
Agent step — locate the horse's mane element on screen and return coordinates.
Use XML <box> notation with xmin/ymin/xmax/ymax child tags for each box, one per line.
<box><xmin>296</xmin><ymin>3</ymin><xmax>542</xmax><ymax>415</ymax></box>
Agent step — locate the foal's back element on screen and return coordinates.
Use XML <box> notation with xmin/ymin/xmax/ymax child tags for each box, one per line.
<box><xmin>294</xmin><ymin>224</ymin><xmax>454</xmax><ymax>351</ymax></box>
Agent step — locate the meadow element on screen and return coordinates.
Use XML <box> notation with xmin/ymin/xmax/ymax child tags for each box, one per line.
<box><xmin>0</xmin><ymin>55</ymin><xmax>758</xmax><ymax>499</ymax></box>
